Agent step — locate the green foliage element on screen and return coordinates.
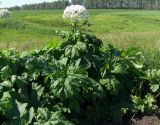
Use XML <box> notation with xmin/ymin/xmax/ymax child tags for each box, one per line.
<box><xmin>131</xmin><ymin>94</ymin><xmax>158</xmax><ymax>114</ymax></box>
<box><xmin>0</xmin><ymin>30</ymin><xmax>159</xmax><ymax>125</ymax></box>
<box><xmin>34</xmin><ymin>108</ymin><xmax>73</xmax><ymax>125</ymax></box>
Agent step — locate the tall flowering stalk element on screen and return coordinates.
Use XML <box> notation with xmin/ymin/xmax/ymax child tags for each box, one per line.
<box><xmin>63</xmin><ymin>5</ymin><xmax>88</xmax><ymax>33</ymax></box>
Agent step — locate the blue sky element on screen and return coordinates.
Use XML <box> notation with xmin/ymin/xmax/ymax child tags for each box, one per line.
<box><xmin>0</xmin><ymin>0</ymin><xmax>56</xmax><ymax>8</ymax></box>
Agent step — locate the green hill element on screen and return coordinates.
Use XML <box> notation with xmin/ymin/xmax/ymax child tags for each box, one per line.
<box><xmin>0</xmin><ymin>9</ymin><xmax>160</xmax><ymax>52</ymax></box>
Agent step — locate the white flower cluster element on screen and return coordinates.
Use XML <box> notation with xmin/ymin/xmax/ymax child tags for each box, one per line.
<box><xmin>63</xmin><ymin>5</ymin><xmax>88</xmax><ymax>21</ymax></box>
<box><xmin>0</xmin><ymin>9</ymin><xmax>12</xmax><ymax>18</ymax></box>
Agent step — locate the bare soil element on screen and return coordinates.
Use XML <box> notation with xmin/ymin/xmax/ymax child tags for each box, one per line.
<box><xmin>132</xmin><ymin>115</ymin><xmax>160</xmax><ymax>125</ymax></box>
<box><xmin>102</xmin><ymin>115</ymin><xmax>160</xmax><ymax>125</ymax></box>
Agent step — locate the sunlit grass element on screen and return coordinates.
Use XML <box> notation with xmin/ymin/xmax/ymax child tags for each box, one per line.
<box><xmin>0</xmin><ymin>9</ymin><xmax>160</xmax><ymax>68</ymax></box>
<box><xmin>0</xmin><ymin>9</ymin><xmax>160</xmax><ymax>52</ymax></box>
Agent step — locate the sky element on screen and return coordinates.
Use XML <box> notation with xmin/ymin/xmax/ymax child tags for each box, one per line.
<box><xmin>0</xmin><ymin>0</ymin><xmax>57</xmax><ymax>8</ymax></box>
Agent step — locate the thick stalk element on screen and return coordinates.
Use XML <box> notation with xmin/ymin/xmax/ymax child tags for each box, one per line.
<box><xmin>72</xmin><ymin>20</ymin><xmax>78</xmax><ymax>33</ymax></box>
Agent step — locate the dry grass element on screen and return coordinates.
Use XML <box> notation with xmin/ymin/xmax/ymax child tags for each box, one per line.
<box><xmin>97</xmin><ymin>31</ymin><xmax>160</xmax><ymax>52</ymax></box>
<box><xmin>0</xmin><ymin>39</ymin><xmax>48</xmax><ymax>51</ymax></box>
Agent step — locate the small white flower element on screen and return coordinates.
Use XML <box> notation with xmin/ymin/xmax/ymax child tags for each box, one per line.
<box><xmin>0</xmin><ymin>9</ymin><xmax>12</xmax><ymax>18</ymax></box>
<box><xmin>63</xmin><ymin>5</ymin><xmax>88</xmax><ymax>21</ymax></box>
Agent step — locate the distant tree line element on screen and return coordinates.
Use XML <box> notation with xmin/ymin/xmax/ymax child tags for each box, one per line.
<box><xmin>9</xmin><ymin>0</ymin><xmax>160</xmax><ymax>10</ymax></box>
<box><xmin>9</xmin><ymin>0</ymin><xmax>69</xmax><ymax>10</ymax></box>
<box><xmin>82</xmin><ymin>0</ymin><xmax>160</xmax><ymax>9</ymax></box>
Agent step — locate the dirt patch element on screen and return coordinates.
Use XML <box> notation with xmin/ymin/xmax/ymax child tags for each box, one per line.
<box><xmin>132</xmin><ymin>115</ymin><xmax>160</xmax><ymax>125</ymax></box>
<box><xmin>101</xmin><ymin>115</ymin><xmax>160</xmax><ymax>125</ymax></box>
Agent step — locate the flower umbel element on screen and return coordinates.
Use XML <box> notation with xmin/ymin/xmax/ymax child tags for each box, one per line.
<box><xmin>0</xmin><ymin>9</ymin><xmax>12</xmax><ymax>18</ymax></box>
<box><xmin>63</xmin><ymin>5</ymin><xmax>89</xmax><ymax>32</ymax></box>
<box><xmin>63</xmin><ymin>5</ymin><xmax>88</xmax><ymax>21</ymax></box>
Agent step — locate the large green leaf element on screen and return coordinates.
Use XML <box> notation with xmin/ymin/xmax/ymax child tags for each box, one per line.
<box><xmin>3</xmin><ymin>101</ymin><xmax>34</xmax><ymax>125</ymax></box>
<box><xmin>0</xmin><ymin>66</ymin><xmax>12</xmax><ymax>81</ymax></box>
<box><xmin>100</xmin><ymin>76</ymin><xmax>120</xmax><ymax>95</ymax></box>
<box><xmin>150</xmin><ymin>84</ymin><xmax>159</xmax><ymax>93</ymax></box>
<box><xmin>34</xmin><ymin>108</ymin><xmax>74</xmax><ymax>125</ymax></box>
<box><xmin>0</xmin><ymin>81</ymin><xmax>13</xmax><ymax>91</ymax></box>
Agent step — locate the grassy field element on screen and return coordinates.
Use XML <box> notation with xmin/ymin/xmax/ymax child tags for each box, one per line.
<box><xmin>0</xmin><ymin>9</ymin><xmax>160</xmax><ymax>54</ymax></box>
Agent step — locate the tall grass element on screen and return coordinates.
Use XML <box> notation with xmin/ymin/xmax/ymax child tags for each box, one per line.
<box><xmin>0</xmin><ymin>9</ymin><xmax>160</xmax><ymax>68</ymax></box>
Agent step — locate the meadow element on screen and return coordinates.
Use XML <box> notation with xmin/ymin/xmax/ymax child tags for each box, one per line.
<box><xmin>0</xmin><ymin>9</ymin><xmax>160</xmax><ymax>67</ymax></box>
